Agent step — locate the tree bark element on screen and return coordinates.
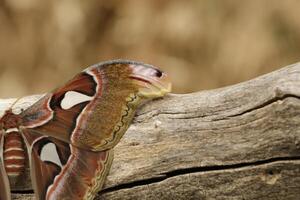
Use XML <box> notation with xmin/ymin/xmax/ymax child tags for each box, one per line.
<box><xmin>4</xmin><ymin>62</ymin><xmax>300</xmax><ymax>199</ymax></box>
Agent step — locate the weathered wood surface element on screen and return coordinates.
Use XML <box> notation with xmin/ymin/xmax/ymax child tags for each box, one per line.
<box><xmin>3</xmin><ymin>62</ymin><xmax>300</xmax><ymax>199</ymax></box>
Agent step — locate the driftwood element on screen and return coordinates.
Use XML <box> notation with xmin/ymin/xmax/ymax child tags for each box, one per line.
<box><xmin>3</xmin><ymin>62</ymin><xmax>300</xmax><ymax>199</ymax></box>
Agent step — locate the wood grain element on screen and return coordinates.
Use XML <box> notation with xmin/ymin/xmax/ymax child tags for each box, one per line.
<box><xmin>4</xmin><ymin>62</ymin><xmax>300</xmax><ymax>199</ymax></box>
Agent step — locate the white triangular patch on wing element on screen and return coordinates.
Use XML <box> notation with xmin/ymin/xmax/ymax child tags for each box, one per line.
<box><xmin>40</xmin><ymin>143</ymin><xmax>62</xmax><ymax>167</ymax></box>
<box><xmin>61</xmin><ymin>91</ymin><xmax>93</xmax><ymax>110</ymax></box>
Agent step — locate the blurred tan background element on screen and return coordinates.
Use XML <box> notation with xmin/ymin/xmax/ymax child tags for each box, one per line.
<box><xmin>0</xmin><ymin>0</ymin><xmax>300</xmax><ymax>98</ymax></box>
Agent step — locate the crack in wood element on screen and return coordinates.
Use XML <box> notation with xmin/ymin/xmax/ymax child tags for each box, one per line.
<box><xmin>100</xmin><ymin>156</ymin><xmax>300</xmax><ymax>194</ymax></box>
<box><xmin>226</xmin><ymin>94</ymin><xmax>300</xmax><ymax>118</ymax></box>
<box><xmin>10</xmin><ymin>156</ymin><xmax>300</xmax><ymax>196</ymax></box>
<box><xmin>12</xmin><ymin>190</ymin><xmax>34</xmax><ymax>194</ymax></box>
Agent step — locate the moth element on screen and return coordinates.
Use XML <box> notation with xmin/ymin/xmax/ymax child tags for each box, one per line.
<box><xmin>0</xmin><ymin>60</ymin><xmax>171</xmax><ymax>200</ymax></box>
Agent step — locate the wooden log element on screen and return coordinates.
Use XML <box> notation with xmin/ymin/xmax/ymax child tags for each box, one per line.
<box><xmin>4</xmin><ymin>62</ymin><xmax>300</xmax><ymax>199</ymax></box>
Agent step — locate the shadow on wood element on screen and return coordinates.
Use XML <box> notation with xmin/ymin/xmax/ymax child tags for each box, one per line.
<box><xmin>4</xmin><ymin>62</ymin><xmax>300</xmax><ymax>200</ymax></box>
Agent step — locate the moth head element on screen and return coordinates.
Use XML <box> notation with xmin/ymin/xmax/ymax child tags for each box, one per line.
<box><xmin>0</xmin><ymin>109</ymin><xmax>22</xmax><ymax>130</ymax></box>
<box><xmin>128</xmin><ymin>63</ymin><xmax>172</xmax><ymax>99</ymax></box>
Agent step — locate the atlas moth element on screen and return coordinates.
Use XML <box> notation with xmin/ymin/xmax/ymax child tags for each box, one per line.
<box><xmin>0</xmin><ymin>60</ymin><xmax>171</xmax><ymax>200</ymax></box>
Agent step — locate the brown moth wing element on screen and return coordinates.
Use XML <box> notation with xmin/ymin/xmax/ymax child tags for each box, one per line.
<box><xmin>20</xmin><ymin>60</ymin><xmax>171</xmax><ymax>151</ymax></box>
<box><xmin>44</xmin><ymin>147</ymin><xmax>113</xmax><ymax>200</ymax></box>
<box><xmin>0</xmin><ymin>131</ymin><xmax>11</xmax><ymax>200</ymax></box>
<box><xmin>22</xmin><ymin>130</ymin><xmax>113</xmax><ymax>200</ymax></box>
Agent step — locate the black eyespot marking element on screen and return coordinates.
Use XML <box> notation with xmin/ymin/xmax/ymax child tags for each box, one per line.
<box><xmin>155</xmin><ymin>69</ymin><xmax>163</xmax><ymax>78</ymax></box>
